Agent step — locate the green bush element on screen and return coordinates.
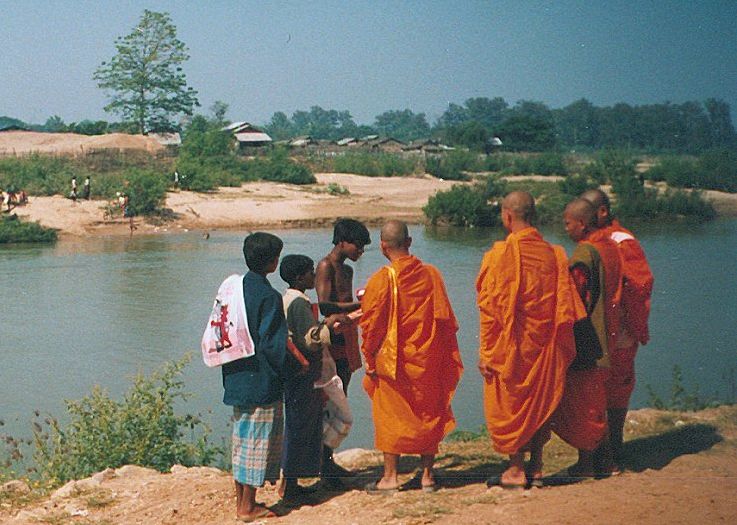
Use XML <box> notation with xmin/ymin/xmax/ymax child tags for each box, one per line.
<box><xmin>558</xmin><ymin>174</ymin><xmax>600</xmax><ymax>197</ymax></box>
<box><xmin>423</xmin><ymin>177</ymin><xmax>507</xmax><ymax>227</ymax></box>
<box><xmin>122</xmin><ymin>169</ymin><xmax>168</xmax><ymax>216</ymax></box>
<box><xmin>331</xmin><ymin>152</ymin><xmax>417</xmax><ymax>177</ymax></box>
<box><xmin>0</xmin><ymin>155</ymin><xmax>86</xmax><ymax>197</ymax></box>
<box><xmin>698</xmin><ymin>149</ymin><xmax>737</xmax><ymax>192</ymax></box>
<box><xmin>426</xmin><ymin>150</ymin><xmax>478</xmax><ymax>181</ymax></box>
<box><xmin>0</xmin><ymin>215</ymin><xmax>57</xmax><ymax>243</ymax></box>
<box><xmin>247</xmin><ymin>148</ymin><xmax>316</xmax><ymax>185</ymax></box>
<box><xmin>643</xmin><ymin>157</ymin><xmax>697</xmax><ymax>185</ymax></box>
<box><xmin>31</xmin><ymin>356</ymin><xmax>218</xmax><ymax>486</ymax></box>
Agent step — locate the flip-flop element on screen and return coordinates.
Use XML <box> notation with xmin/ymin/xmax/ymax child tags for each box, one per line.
<box><xmin>236</xmin><ymin>506</ymin><xmax>276</xmax><ymax>522</ymax></box>
<box><xmin>486</xmin><ymin>475</ymin><xmax>526</xmax><ymax>490</ymax></box>
<box><xmin>365</xmin><ymin>480</ymin><xmax>399</xmax><ymax>495</ymax></box>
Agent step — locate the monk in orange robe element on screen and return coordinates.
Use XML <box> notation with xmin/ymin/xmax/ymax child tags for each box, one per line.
<box><xmin>556</xmin><ymin>198</ymin><xmax>623</xmax><ymax>477</ymax></box>
<box><xmin>476</xmin><ymin>191</ymin><xmax>586</xmax><ymax>488</ymax></box>
<box><xmin>360</xmin><ymin>220</ymin><xmax>463</xmax><ymax>493</ymax></box>
<box><xmin>582</xmin><ymin>189</ymin><xmax>654</xmax><ymax>463</ymax></box>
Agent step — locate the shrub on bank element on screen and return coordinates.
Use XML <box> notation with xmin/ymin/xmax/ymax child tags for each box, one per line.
<box><xmin>423</xmin><ymin>177</ymin><xmax>507</xmax><ymax>227</ymax></box>
<box><xmin>331</xmin><ymin>152</ymin><xmax>417</xmax><ymax>177</ymax></box>
<box><xmin>246</xmin><ymin>148</ymin><xmax>316</xmax><ymax>185</ymax></box>
<box><xmin>122</xmin><ymin>169</ymin><xmax>169</xmax><ymax>216</ymax></box>
<box><xmin>0</xmin><ymin>215</ymin><xmax>57</xmax><ymax>243</ymax></box>
<box><xmin>426</xmin><ymin>150</ymin><xmax>479</xmax><ymax>181</ymax></box>
<box><xmin>645</xmin><ymin>150</ymin><xmax>737</xmax><ymax>193</ymax></box>
<box><xmin>0</xmin><ymin>155</ymin><xmax>86</xmax><ymax>197</ymax></box>
<box><xmin>31</xmin><ymin>356</ymin><xmax>218</xmax><ymax>486</ymax></box>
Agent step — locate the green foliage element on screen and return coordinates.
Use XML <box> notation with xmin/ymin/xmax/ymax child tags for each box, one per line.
<box><xmin>0</xmin><ymin>155</ymin><xmax>86</xmax><ymax>196</ymax></box>
<box><xmin>246</xmin><ymin>147</ymin><xmax>316</xmax><ymax>185</ymax></box>
<box><xmin>373</xmin><ymin>109</ymin><xmax>431</xmax><ymax>142</ymax></box>
<box><xmin>31</xmin><ymin>356</ymin><xmax>218</xmax><ymax>486</ymax></box>
<box><xmin>423</xmin><ymin>177</ymin><xmax>507</xmax><ymax>227</ymax></box>
<box><xmin>332</xmin><ymin>152</ymin><xmax>417</xmax><ymax>177</ymax></box>
<box><xmin>443</xmin><ymin>121</ymin><xmax>490</xmax><ymax>152</ymax></box>
<box><xmin>558</xmin><ymin>173</ymin><xmax>600</xmax><ymax>197</ymax></box>
<box><xmin>426</xmin><ymin>150</ymin><xmax>478</xmax><ymax>181</ymax></box>
<box><xmin>0</xmin><ymin>215</ymin><xmax>57</xmax><ymax>243</ymax></box>
<box><xmin>93</xmin><ymin>10</ymin><xmax>199</xmax><ymax>133</ymax></box>
<box><xmin>646</xmin><ymin>150</ymin><xmax>737</xmax><ymax>193</ymax></box>
<box><xmin>326</xmin><ymin>182</ymin><xmax>349</xmax><ymax>195</ymax></box>
<box><xmin>122</xmin><ymin>169</ymin><xmax>168</xmax><ymax>216</ymax></box>
<box><xmin>176</xmin><ymin>115</ymin><xmax>248</xmax><ymax>191</ymax></box>
<box><xmin>496</xmin><ymin>114</ymin><xmax>557</xmax><ymax>151</ymax></box>
<box><xmin>646</xmin><ymin>365</ymin><xmax>721</xmax><ymax>412</ymax></box>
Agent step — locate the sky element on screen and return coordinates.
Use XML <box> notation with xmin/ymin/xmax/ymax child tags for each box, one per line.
<box><xmin>2</xmin><ymin>0</ymin><xmax>736</xmax><ymax>127</ymax></box>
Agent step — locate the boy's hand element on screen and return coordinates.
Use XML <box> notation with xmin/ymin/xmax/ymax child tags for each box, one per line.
<box><xmin>324</xmin><ymin>313</ymin><xmax>350</xmax><ymax>330</ymax></box>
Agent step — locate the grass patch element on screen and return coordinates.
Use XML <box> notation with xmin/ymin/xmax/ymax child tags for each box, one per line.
<box><xmin>84</xmin><ymin>489</ymin><xmax>117</xmax><ymax>509</ymax></box>
<box><xmin>0</xmin><ymin>215</ymin><xmax>57</xmax><ymax>243</ymax></box>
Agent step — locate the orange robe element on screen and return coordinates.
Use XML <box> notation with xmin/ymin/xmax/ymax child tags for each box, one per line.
<box><xmin>476</xmin><ymin>227</ymin><xmax>586</xmax><ymax>455</ymax></box>
<box><xmin>554</xmin><ymin>230</ymin><xmax>622</xmax><ymax>451</ymax></box>
<box><xmin>360</xmin><ymin>255</ymin><xmax>463</xmax><ymax>455</ymax></box>
<box><xmin>600</xmin><ymin>220</ymin><xmax>654</xmax><ymax>409</ymax></box>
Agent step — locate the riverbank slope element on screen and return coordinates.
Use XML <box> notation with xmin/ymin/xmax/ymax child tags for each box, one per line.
<box><xmin>1</xmin><ymin>405</ymin><xmax>735</xmax><ymax>524</ymax></box>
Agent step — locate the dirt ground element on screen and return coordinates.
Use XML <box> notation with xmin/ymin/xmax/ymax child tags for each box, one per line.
<box><xmin>0</xmin><ymin>131</ymin><xmax>164</xmax><ymax>156</ymax></box>
<box><xmin>8</xmin><ymin>173</ymin><xmax>737</xmax><ymax>238</ymax></box>
<box><xmin>10</xmin><ymin>173</ymin><xmax>457</xmax><ymax>237</ymax></box>
<box><xmin>2</xmin><ymin>406</ymin><xmax>736</xmax><ymax>524</ymax></box>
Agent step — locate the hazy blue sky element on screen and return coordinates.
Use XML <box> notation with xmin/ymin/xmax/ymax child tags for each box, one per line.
<box><xmin>2</xmin><ymin>1</ymin><xmax>736</xmax><ymax>126</ymax></box>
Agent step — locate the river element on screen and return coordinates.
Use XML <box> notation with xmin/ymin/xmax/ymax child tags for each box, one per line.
<box><xmin>1</xmin><ymin>220</ymin><xmax>736</xmax><ymax>453</ymax></box>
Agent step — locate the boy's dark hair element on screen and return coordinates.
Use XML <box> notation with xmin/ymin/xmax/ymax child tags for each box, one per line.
<box><xmin>332</xmin><ymin>218</ymin><xmax>371</xmax><ymax>247</ymax></box>
<box><xmin>243</xmin><ymin>232</ymin><xmax>283</xmax><ymax>273</ymax></box>
<box><xmin>279</xmin><ymin>254</ymin><xmax>314</xmax><ymax>287</ymax></box>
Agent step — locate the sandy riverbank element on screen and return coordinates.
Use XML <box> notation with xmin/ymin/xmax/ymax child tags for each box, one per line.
<box><xmin>8</xmin><ymin>173</ymin><xmax>737</xmax><ymax>237</ymax></box>
<box><xmin>9</xmin><ymin>173</ymin><xmax>455</xmax><ymax>237</ymax></box>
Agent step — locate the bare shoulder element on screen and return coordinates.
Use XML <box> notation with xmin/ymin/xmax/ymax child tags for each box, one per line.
<box><xmin>315</xmin><ymin>257</ymin><xmax>335</xmax><ymax>276</ymax></box>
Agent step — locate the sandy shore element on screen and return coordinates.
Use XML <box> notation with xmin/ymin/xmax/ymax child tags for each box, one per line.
<box><xmin>9</xmin><ymin>173</ymin><xmax>737</xmax><ymax>237</ymax></box>
<box><xmin>10</xmin><ymin>173</ymin><xmax>456</xmax><ymax>237</ymax></box>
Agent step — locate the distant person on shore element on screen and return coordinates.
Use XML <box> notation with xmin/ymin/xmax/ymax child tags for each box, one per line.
<box><xmin>360</xmin><ymin>220</ymin><xmax>463</xmax><ymax>493</ymax></box>
<box><xmin>279</xmin><ymin>254</ymin><xmax>349</xmax><ymax>506</ymax></box>
<box><xmin>581</xmin><ymin>188</ymin><xmax>654</xmax><ymax>466</ymax></box>
<box><xmin>222</xmin><ymin>232</ymin><xmax>287</xmax><ymax>522</ymax></box>
<box><xmin>83</xmin><ymin>176</ymin><xmax>91</xmax><ymax>200</ymax></box>
<box><xmin>315</xmin><ymin>218</ymin><xmax>371</xmax><ymax>487</ymax></box>
<box><xmin>476</xmin><ymin>191</ymin><xmax>586</xmax><ymax>489</ymax></box>
<box><xmin>554</xmin><ymin>199</ymin><xmax>622</xmax><ymax>478</ymax></box>
<box><xmin>69</xmin><ymin>176</ymin><xmax>78</xmax><ymax>202</ymax></box>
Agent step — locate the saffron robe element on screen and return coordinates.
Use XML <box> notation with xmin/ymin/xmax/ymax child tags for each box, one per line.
<box><xmin>476</xmin><ymin>227</ymin><xmax>586</xmax><ymax>454</ymax></box>
<box><xmin>604</xmin><ymin>220</ymin><xmax>654</xmax><ymax>346</ymax></box>
<box><xmin>554</xmin><ymin>232</ymin><xmax>622</xmax><ymax>451</ymax></box>
<box><xmin>602</xmin><ymin>220</ymin><xmax>654</xmax><ymax>408</ymax></box>
<box><xmin>360</xmin><ymin>255</ymin><xmax>463</xmax><ymax>455</ymax></box>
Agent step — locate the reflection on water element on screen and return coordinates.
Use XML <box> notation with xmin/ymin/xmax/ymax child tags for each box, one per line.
<box><xmin>1</xmin><ymin>220</ymin><xmax>736</xmax><ymax>450</ymax></box>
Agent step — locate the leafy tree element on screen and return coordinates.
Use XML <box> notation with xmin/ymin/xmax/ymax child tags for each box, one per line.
<box><xmin>435</xmin><ymin>103</ymin><xmax>469</xmax><ymax>129</ymax></box>
<box><xmin>496</xmin><ymin>115</ymin><xmax>556</xmax><ymax>151</ymax></box>
<box><xmin>264</xmin><ymin>111</ymin><xmax>294</xmax><ymax>141</ymax></box>
<box><xmin>42</xmin><ymin>115</ymin><xmax>68</xmax><ymax>132</ymax></box>
<box><xmin>464</xmin><ymin>96</ymin><xmax>508</xmax><ymax>130</ymax></box>
<box><xmin>373</xmin><ymin>109</ymin><xmax>430</xmax><ymax>142</ymax></box>
<box><xmin>444</xmin><ymin>121</ymin><xmax>490</xmax><ymax>152</ymax></box>
<box><xmin>209</xmin><ymin>100</ymin><xmax>229</xmax><ymax>126</ymax></box>
<box><xmin>93</xmin><ymin>10</ymin><xmax>199</xmax><ymax>134</ymax></box>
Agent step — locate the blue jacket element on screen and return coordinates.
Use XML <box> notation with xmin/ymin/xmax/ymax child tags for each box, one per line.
<box><xmin>222</xmin><ymin>271</ymin><xmax>287</xmax><ymax>406</ymax></box>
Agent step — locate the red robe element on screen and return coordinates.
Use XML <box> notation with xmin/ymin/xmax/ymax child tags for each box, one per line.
<box><xmin>476</xmin><ymin>227</ymin><xmax>586</xmax><ymax>454</ymax></box>
<box><xmin>554</xmin><ymin>230</ymin><xmax>622</xmax><ymax>451</ymax></box>
<box><xmin>360</xmin><ymin>255</ymin><xmax>463</xmax><ymax>455</ymax></box>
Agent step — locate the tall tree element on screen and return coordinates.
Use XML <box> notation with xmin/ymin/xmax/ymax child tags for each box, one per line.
<box><xmin>374</xmin><ymin>109</ymin><xmax>430</xmax><ymax>141</ymax></box>
<box><xmin>93</xmin><ymin>10</ymin><xmax>199</xmax><ymax>134</ymax></box>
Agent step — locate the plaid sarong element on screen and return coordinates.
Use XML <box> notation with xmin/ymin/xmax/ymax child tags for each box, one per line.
<box><xmin>231</xmin><ymin>401</ymin><xmax>284</xmax><ymax>487</ymax></box>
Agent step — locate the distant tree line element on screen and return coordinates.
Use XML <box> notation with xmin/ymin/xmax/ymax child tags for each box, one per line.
<box><xmin>263</xmin><ymin>97</ymin><xmax>736</xmax><ymax>154</ymax></box>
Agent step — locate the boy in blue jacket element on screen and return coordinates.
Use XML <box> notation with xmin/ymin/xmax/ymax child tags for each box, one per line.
<box><xmin>222</xmin><ymin>232</ymin><xmax>286</xmax><ymax>522</ymax></box>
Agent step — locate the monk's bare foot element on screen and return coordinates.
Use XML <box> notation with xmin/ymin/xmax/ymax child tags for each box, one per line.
<box><xmin>526</xmin><ymin>461</ymin><xmax>543</xmax><ymax>487</ymax></box>
<box><xmin>375</xmin><ymin>477</ymin><xmax>399</xmax><ymax>491</ymax></box>
<box><xmin>500</xmin><ymin>466</ymin><xmax>527</xmax><ymax>487</ymax></box>
<box><xmin>236</xmin><ymin>504</ymin><xmax>276</xmax><ymax>522</ymax></box>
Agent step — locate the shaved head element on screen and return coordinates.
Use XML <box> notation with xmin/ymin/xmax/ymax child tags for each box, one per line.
<box><xmin>580</xmin><ymin>188</ymin><xmax>610</xmax><ymax>211</ymax></box>
<box><xmin>380</xmin><ymin>220</ymin><xmax>410</xmax><ymax>249</ymax></box>
<box><xmin>564</xmin><ymin>198</ymin><xmax>597</xmax><ymax>228</ymax></box>
<box><xmin>502</xmin><ymin>191</ymin><xmax>536</xmax><ymax>223</ymax></box>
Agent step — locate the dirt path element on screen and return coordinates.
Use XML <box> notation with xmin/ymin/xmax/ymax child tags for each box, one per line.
<box><xmin>2</xmin><ymin>406</ymin><xmax>736</xmax><ymax>524</ymax></box>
